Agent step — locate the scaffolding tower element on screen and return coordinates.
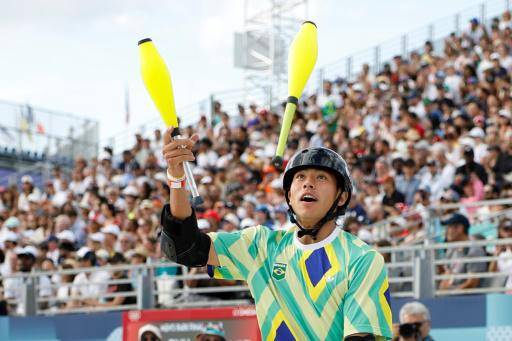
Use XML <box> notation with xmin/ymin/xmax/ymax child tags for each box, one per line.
<box><xmin>234</xmin><ymin>0</ymin><xmax>308</xmax><ymax>110</ymax></box>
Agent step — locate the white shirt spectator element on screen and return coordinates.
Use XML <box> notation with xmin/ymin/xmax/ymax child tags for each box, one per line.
<box><xmin>17</xmin><ymin>188</ymin><xmax>42</xmax><ymax>212</ymax></box>
<box><xmin>71</xmin><ymin>270</ymin><xmax>111</xmax><ymax>300</ymax></box>
<box><xmin>420</xmin><ymin>163</ymin><xmax>456</xmax><ymax>201</ymax></box>
<box><xmin>216</xmin><ymin>153</ymin><xmax>233</xmax><ymax>169</ymax></box>
<box><xmin>444</xmin><ymin>73</ymin><xmax>463</xmax><ymax>104</ymax></box>
<box><xmin>499</xmin><ymin>54</ymin><xmax>512</xmax><ymax>72</ymax></box>
<box><xmin>196</xmin><ymin>150</ymin><xmax>218</xmax><ymax>168</ymax></box>
<box><xmin>69</xmin><ymin>180</ymin><xmax>88</xmax><ymax>197</ymax></box>
<box><xmin>497</xmin><ymin>249</ymin><xmax>512</xmax><ymax>291</ymax></box>
<box><xmin>52</xmin><ymin>189</ymin><xmax>70</xmax><ymax>208</ymax></box>
<box><xmin>3</xmin><ymin>275</ymin><xmax>52</xmax><ymax>315</ymax></box>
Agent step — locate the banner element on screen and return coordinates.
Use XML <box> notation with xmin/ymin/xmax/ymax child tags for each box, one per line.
<box><xmin>123</xmin><ymin>306</ymin><xmax>260</xmax><ymax>341</ymax></box>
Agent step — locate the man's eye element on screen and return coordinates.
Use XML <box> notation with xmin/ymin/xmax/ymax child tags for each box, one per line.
<box><xmin>318</xmin><ymin>175</ymin><xmax>327</xmax><ymax>180</ymax></box>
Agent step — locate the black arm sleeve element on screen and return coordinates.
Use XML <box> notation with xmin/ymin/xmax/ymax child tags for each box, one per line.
<box><xmin>160</xmin><ymin>204</ymin><xmax>211</xmax><ymax>267</ymax></box>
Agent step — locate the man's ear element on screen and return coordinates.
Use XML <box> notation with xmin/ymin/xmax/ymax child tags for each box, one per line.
<box><xmin>338</xmin><ymin>191</ymin><xmax>349</xmax><ymax>207</ymax></box>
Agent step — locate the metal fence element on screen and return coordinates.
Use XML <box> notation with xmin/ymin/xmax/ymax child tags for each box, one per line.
<box><xmin>0</xmin><ymin>100</ymin><xmax>99</xmax><ymax>162</ymax></box>
<box><xmin>2</xmin><ymin>237</ymin><xmax>511</xmax><ymax>316</ymax></box>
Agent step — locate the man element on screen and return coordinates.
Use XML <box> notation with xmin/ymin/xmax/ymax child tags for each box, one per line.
<box><xmin>438</xmin><ymin>213</ymin><xmax>487</xmax><ymax>290</ymax></box>
<box><xmin>196</xmin><ymin>323</ymin><xmax>226</xmax><ymax>341</ymax></box>
<box><xmin>3</xmin><ymin>246</ymin><xmax>52</xmax><ymax>315</ymax></box>
<box><xmin>71</xmin><ymin>247</ymin><xmax>110</xmax><ymax>306</ymax></box>
<box><xmin>160</xmin><ymin>128</ymin><xmax>392</xmax><ymax>340</ymax></box>
<box><xmin>395</xmin><ymin>159</ymin><xmax>421</xmax><ymax>206</ymax></box>
<box><xmin>397</xmin><ymin>301</ymin><xmax>434</xmax><ymax>341</ymax></box>
<box><xmin>455</xmin><ymin>146</ymin><xmax>487</xmax><ymax>185</ymax></box>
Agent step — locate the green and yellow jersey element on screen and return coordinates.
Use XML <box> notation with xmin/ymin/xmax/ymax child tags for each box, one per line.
<box><xmin>207</xmin><ymin>225</ymin><xmax>393</xmax><ymax>340</ymax></box>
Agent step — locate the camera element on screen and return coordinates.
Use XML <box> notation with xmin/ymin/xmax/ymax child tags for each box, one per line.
<box><xmin>399</xmin><ymin>322</ymin><xmax>422</xmax><ymax>339</ymax></box>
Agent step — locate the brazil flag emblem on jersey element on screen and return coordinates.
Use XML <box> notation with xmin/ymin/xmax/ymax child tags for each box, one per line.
<box><xmin>272</xmin><ymin>262</ymin><xmax>287</xmax><ymax>280</ymax></box>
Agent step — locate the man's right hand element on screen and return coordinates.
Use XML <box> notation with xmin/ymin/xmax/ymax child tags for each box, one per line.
<box><xmin>162</xmin><ymin>127</ymin><xmax>199</xmax><ymax>178</ymax></box>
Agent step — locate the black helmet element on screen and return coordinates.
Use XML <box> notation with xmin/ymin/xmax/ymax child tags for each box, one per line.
<box><xmin>283</xmin><ymin>147</ymin><xmax>353</xmax><ymax>239</ymax></box>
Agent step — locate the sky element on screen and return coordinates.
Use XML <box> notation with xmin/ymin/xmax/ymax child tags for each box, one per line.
<box><xmin>0</xmin><ymin>0</ymin><xmax>492</xmax><ymax>146</ymax></box>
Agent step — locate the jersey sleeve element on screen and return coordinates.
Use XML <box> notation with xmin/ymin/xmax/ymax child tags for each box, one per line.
<box><xmin>206</xmin><ymin>226</ymin><xmax>266</xmax><ymax>281</ymax></box>
<box><xmin>343</xmin><ymin>250</ymin><xmax>393</xmax><ymax>340</ymax></box>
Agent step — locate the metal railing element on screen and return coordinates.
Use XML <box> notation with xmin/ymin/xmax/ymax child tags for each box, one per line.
<box><xmin>0</xmin><ymin>100</ymin><xmax>99</xmax><ymax>161</ymax></box>
<box><xmin>366</xmin><ymin>197</ymin><xmax>512</xmax><ymax>244</ymax></box>
<box><xmin>2</xmin><ymin>236</ymin><xmax>511</xmax><ymax>316</ymax></box>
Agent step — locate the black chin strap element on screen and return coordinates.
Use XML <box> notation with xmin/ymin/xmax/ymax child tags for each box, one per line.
<box><xmin>288</xmin><ymin>193</ymin><xmax>342</xmax><ymax>240</ymax></box>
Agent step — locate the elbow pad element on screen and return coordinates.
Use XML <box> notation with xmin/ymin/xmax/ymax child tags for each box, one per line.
<box><xmin>159</xmin><ymin>204</ymin><xmax>211</xmax><ymax>267</ymax></box>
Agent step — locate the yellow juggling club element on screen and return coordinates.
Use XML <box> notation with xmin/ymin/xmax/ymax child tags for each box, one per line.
<box><xmin>138</xmin><ymin>38</ymin><xmax>203</xmax><ymax>206</ymax></box>
<box><xmin>273</xmin><ymin>21</ymin><xmax>318</xmax><ymax>169</ymax></box>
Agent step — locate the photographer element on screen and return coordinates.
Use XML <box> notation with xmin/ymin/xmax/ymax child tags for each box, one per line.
<box><xmin>395</xmin><ymin>301</ymin><xmax>434</xmax><ymax>341</ymax></box>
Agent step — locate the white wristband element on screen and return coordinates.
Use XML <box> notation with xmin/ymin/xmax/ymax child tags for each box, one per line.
<box><xmin>167</xmin><ymin>168</ymin><xmax>186</xmax><ymax>182</ymax></box>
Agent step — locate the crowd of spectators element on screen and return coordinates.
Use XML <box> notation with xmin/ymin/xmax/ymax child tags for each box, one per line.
<box><xmin>1</xmin><ymin>13</ymin><xmax>512</xmax><ymax>314</ymax></box>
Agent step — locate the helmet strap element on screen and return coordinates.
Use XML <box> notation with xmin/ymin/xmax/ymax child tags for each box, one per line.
<box><xmin>287</xmin><ymin>192</ymin><xmax>342</xmax><ymax>240</ymax></box>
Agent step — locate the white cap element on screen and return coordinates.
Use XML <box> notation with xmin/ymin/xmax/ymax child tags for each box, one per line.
<box><xmin>138</xmin><ymin>324</ymin><xmax>162</xmax><ymax>340</ymax></box>
<box><xmin>223</xmin><ymin>213</ymin><xmax>240</xmax><ymax>227</ymax></box>
<box><xmin>96</xmin><ymin>249</ymin><xmax>109</xmax><ymax>260</ymax></box>
<box><xmin>56</xmin><ymin>230</ymin><xmax>76</xmax><ymax>243</ymax></box>
<box><xmin>16</xmin><ymin>245</ymin><xmax>38</xmax><ymax>258</ymax></box>
<box><xmin>352</xmin><ymin>83</ymin><xmax>364</xmax><ymax>92</ymax></box>
<box><xmin>270</xmin><ymin>178</ymin><xmax>282</xmax><ymax>189</ymax></box>
<box><xmin>2</xmin><ymin>231</ymin><xmax>18</xmax><ymax>243</ymax></box>
<box><xmin>349</xmin><ymin>126</ymin><xmax>365</xmax><ymax>139</ymax></box>
<box><xmin>76</xmin><ymin>246</ymin><xmax>92</xmax><ymax>259</ymax></box>
<box><xmin>89</xmin><ymin>232</ymin><xmax>105</xmax><ymax>243</ymax></box>
<box><xmin>499</xmin><ymin>109</ymin><xmax>511</xmax><ymax>118</ymax></box>
<box><xmin>357</xmin><ymin>228</ymin><xmax>373</xmax><ymax>244</ymax></box>
<box><xmin>140</xmin><ymin>199</ymin><xmax>153</xmax><ymax>209</ymax></box>
<box><xmin>4</xmin><ymin>216</ymin><xmax>20</xmax><ymax>229</ymax></box>
<box><xmin>469</xmin><ymin>127</ymin><xmax>485</xmax><ymax>139</ymax></box>
<box><xmin>240</xmin><ymin>218</ymin><xmax>256</xmax><ymax>229</ymax></box>
<box><xmin>21</xmin><ymin>175</ymin><xmax>33</xmax><ymax>184</ymax></box>
<box><xmin>200</xmin><ymin>176</ymin><xmax>213</xmax><ymax>185</ymax></box>
<box><xmin>197</xmin><ymin>219</ymin><xmax>211</xmax><ymax>230</ymax></box>
<box><xmin>122</xmin><ymin>186</ymin><xmax>139</xmax><ymax>197</ymax></box>
<box><xmin>480</xmin><ymin>60</ymin><xmax>493</xmax><ymax>72</ymax></box>
<box><xmin>415</xmin><ymin>140</ymin><xmax>430</xmax><ymax>150</ymax></box>
<box><xmin>101</xmin><ymin>224</ymin><xmax>121</xmax><ymax>236</ymax></box>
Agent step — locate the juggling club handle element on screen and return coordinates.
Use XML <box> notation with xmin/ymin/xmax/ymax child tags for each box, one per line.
<box><xmin>171</xmin><ymin>128</ymin><xmax>204</xmax><ymax>207</ymax></box>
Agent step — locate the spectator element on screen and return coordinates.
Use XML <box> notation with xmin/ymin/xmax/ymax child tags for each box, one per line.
<box><xmin>3</xmin><ymin>246</ymin><xmax>52</xmax><ymax>315</ymax></box>
<box><xmin>139</xmin><ymin>324</ymin><xmax>162</xmax><ymax>341</ymax></box>
<box><xmin>55</xmin><ymin>261</ymin><xmax>77</xmax><ymax>309</ymax></box>
<box><xmin>455</xmin><ymin>146</ymin><xmax>488</xmax><ymax>185</ymax></box>
<box><xmin>195</xmin><ymin>323</ymin><xmax>226</xmax><ymax>341</ymax></box>
<box><xmin>396</xmin><ymin>301</ymin><xmax>433</xmax><ymax>341</ymax></box>
<box><xmin>489</xmin><ymin>218</ymin><xmax>512</xmax><ymax>293</ymax></box>
<box><xmin>71</xmin><ymin>247</ymin><xmax>109</xmax><ymax>307</ymax></box>
<box><xmin>395</xmin><ymin>159</ymin><xmax>421</xmax><ymax>205</ymax></box>
<box><xmin>438</xmin><ymin>213</ymin><xmax>487</xmax><ymax>290</ymax></box>
<box><xmin>100</xmin><ymin>225</ymin><xmax>120</xmax><ymax>257</ymax></box>
<box><xmin>92</xmin><ymin>253</ymin><xmax>135</xmax><ymax>307</ymax></box>
<box><xmin>379</xmin><ymin>175</ymin><xmax>406</xmax><ymax>216</ymax></box>
<box><xmin>17</xmin><ymin>176</ymin><xmax>41</xmax><ymax>212</ymax></box>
